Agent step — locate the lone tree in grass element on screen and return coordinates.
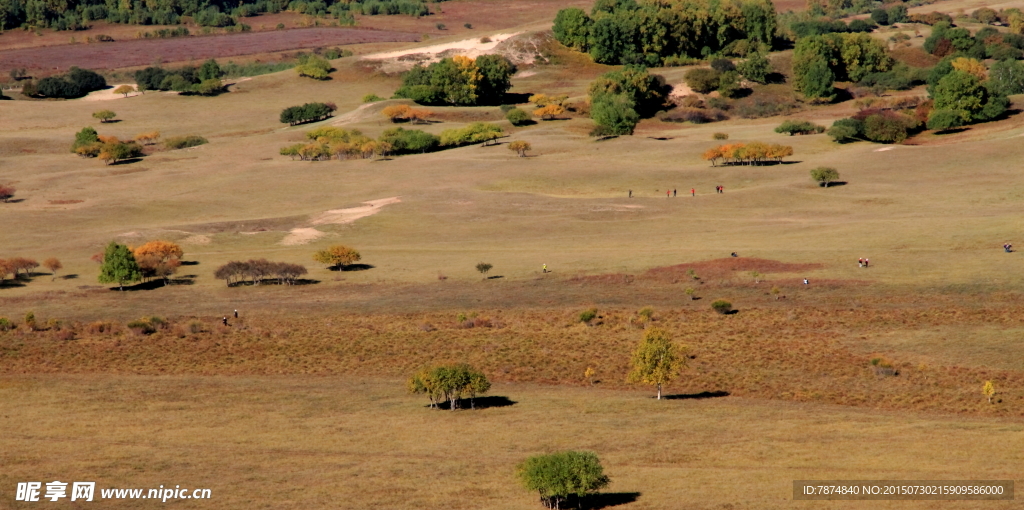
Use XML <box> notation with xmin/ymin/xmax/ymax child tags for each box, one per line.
<box><xmin>98</xmin><ymin>241</ymin><xmax>142</xmax><ymax>291</ymax></box>
<box><xmin>476</xmin><ymin>262</ymin><xmax>493</xmax><ymax>276</ymax></box>
<box><xmin>983</xmin><ymin>380</ymin><xmax>996</xmax><ymax>404</ymax></box>
<box><xmin>113</xmin><ymin>85</ymin><xmax>135</xmax><ymax>97</ymax></box>
<box><xmin>711</xmin><ymin>299</ymin><xmax>733</xmax><ymax>314</ymax></box>
<box><xmin>810</xmin><ymin>167</ymin><xmax>840</xmax><ymax>187</ymax></box>
<box><xmin>517</xmin><ymin>450</ymin><xmax>610</xmax><ymax>509</ymax></box>
<box><xmin>627</xmin><ymin>327</ymin><xmax>685</xmax><ymax>400</ymax></box>
<box><xmin>312</xmin><ymin>245</ymin><xmax>361</xmax><ymax>269</ymax></box>
<box><xmin>93</xmin><ymin>110</ymin><xmax>117</xmax><ymax>123</ymax></box>
<box><xmin>43</xmin><ymin>258</ymin><xmax>62</xmax><ymax>281</ymax></box>
<box><xmin>408</xmin><ymin>364</ymin><xmax>490</xmax><ymax>410</ymax></box>
<box><xmin>508</xmin><ymin>140</ymin><xmax>531</xmax><ymax>157</ymax></box>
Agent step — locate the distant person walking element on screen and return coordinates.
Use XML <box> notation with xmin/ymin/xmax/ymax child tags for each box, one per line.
<box><xmin>629</xmin><ymin>189</ymin><xmax>632</xmax><ymax>198</ymax></box>
<box><xmin>719</xmin><ymin>185</ymin><xmax>724</xmax><ymax>194</ymax></box>
<box><xmin>222</xmin><ymin>317</ymin><xmax>228</xmax><ymax>326</ymax></box>
<box><xmin>542</xmin><ymin>263</ymin><xmax>548</xmax><ymax>273</ymax></box>
<box><xmin>1005</xmin><ymin>243</ymin><xmax>1013</xmax><ymax>253</ymax></box>
<box><xmin>858</xmin><ymin>258</ymin><xmax>864</xmax><ymax>268</ymax></box>
<box><xmin>691</xmin><ymin>188</ymin><xmax>695</xmax><ymax>197</ymax></box>
<box><xmin>673</xmin><ymin>189</ymin><xmax>677</xmax><ymax>197</ymax></box>
<box><xmin>234</xmin><ymin>309</ymin><xmax>238</xmax><ymax>318</ymax></box>
<box><xmin>864</xmin><ymin>259</ymin><xmax>869</xmax><ymax>267</ymax></box>
<box><xmin>803</xmin><ymin>278</ymin><xmax>809</xmax><ymax>285</ymax></box>
<box><xmin>667</xmin><ymin>190</ymin><xmax>671</xmax><ymax>197</ymax></box>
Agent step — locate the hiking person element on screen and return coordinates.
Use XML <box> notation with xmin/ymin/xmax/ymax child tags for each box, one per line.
<box><xmin>234</xmin><ymin>310</ymin><xmax>238</xmax><ymax>318</ymax></box>
<box><xmin>719</xmin><ymin>185</ymin><xmax>724</xmax><ymax>193</ymax></box>
<box><xmin>803</xmin><ymin>278</ymin><xmax>809</xmax><ymax>285</ymax></box>
<box><xmin>691</xmin><ymin>188</ymin><xmax>695</xmax><ymax>197</ymax></box>
<box><xmin>667</xmin><ymin>190</ymin><xmax>671</xmax><ymax>197</ymax></box>
<box><xmin>628</xmin><ymin>189</ymin><xmax>632</xmax><ymax>198</ymax></box>
<box><xmin>858</xmin><ymin>258</ymin><xmax>863</xmax><ymax>268</ymax></box>
<box><xmin>731</xmin><ymin>252</ymin><xmax>738</xmax><ymax>257</ymax></box>
<box><xmin>542</xmin><ymin>263</ymin><xmax>548</xmax><ymax>273</ymax></box>
<box><xmin>673</xmin><ymin>189</ymin><xmax>677</xmax><ymax>197</ymax></box>
<box><xmin>864</xmin><ymin>259</ymin><xmax>869</xmax><ymax>267</ymax></box>
<box><xmin>222</xmin><ymin>317</ymin><xmax>228</xmax><ymax>326</ymax></box>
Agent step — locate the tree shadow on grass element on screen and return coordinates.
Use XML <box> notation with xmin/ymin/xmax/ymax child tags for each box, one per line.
<box><xmin>180</xmin><ymin>260</ymin><xmax>199</xmax><ymax>266</ymax></box>
<box><xmin>663</xmin><ymin>390</ymin><xmax>730</xmax><ymax>400</ymax></box>
<box><xmin>62</xmin><ymin>274</ymin><xmax>78</xmax><ymax>280</ymax></box>
<box><xmin>431</xmin><ymin>396</ymin><xmax>517</xmax><ymax>410</ymax></box>
<box><xmin>819</xmin><ymin>181</ymin><xmax>848</xmax><ymax>187</ymax></box>
<box><xmin>933</xmin><ymin>127</ymin><xmax>969</xmax><ymax>135</ymax></box>
<box><xmin>109</xmin><ymin>157</ymin><xmax>144</xmax><ymax>166</ymax></box>
<box><xmin>486</xmin><ymin>275</ymin><xmax>504</xmax><ymax>279</ymax></box>
<box><xmin>502</xmin><ymin>92</ymin><xmax>532</xmax><ymax>104</ymax></box>
<box><xmin>0</xmin><ymin>280</ymin><xmax>27</xmax><ymax>289</ymax></box>
<box><xmin>329</xmin><ymin>264</ymin><xmax>375</xmax><ymax>272</ymax></box>
<box><xmin>570</xmin><ymin>492</ymin><xmax>642</xmax><ymax>509</ymax></box>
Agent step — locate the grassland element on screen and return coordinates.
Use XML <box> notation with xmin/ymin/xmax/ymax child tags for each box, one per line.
<box><xmin>2</xmin><ymin>376</ymin><xmax>1022</xmax><ymax>510</ymax></box>
<box><xmin>3</xmin><ymin>1</ymin><xmax>1024</xmax><ymax>507</ymax></box>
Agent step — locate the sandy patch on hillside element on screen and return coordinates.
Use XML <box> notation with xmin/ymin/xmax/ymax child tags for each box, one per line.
<box><xmin>280</xmin><ymin>227</ymin><xmax>325</xmax><ymax>246</ymax></box>
<box><xmin>362</xmin><ymin>32</ymin><xmax>538</xmax><ymax>73</ymax></box>
<box><xmin>183</xmin><ymin>234</ymin><xmax>212</xmax><ymax>245</ymax></box>
<box><xmin>669</xmin><ymin>82</ymin><xmax>695</xmax><ymax>100</ymax></box>
<box><xmin>81</xmin><ymin>85</ymin><xmax>140</xmax><ymax>101</ymax></box>
<box><xmin>311</xmin><ymin>196</ymin><xmax>402</xmax><ymax>225</ymax></box>
<box><xmin>874</xmin><ymin>147</ymin><xmax>895</xmax><ymax>152</ymax></box>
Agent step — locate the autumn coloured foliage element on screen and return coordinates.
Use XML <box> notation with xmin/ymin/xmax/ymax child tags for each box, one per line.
<box><xmin>702</xmin><ymin>143</ymin><xmax>794</xmax><ymax>166</ymax></box>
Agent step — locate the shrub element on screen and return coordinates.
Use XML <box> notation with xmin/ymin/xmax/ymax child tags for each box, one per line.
<box><xmin>713</xmin><ymin>132</ymin><xmax>729</xmax><ymax>140</ymax></box>
<box><xmin>659</xmin><ymin>108</ymin><xmax>728</xmax><ymax>124</ymax></box>
<box><xmin>711</xmin><ymin>299</ymin><xmax>733</xmax><ymax>314</ymax></box>
<box><xmin>506</xmin><ymin>108</ymin><xmax>532</xmax><ymax>126</ymax></box>
<box><xmin>439</xmin><ymin>122</ymin><xmax>503</xmax><ymax>147</ymax></box>
<box><xmin>127</xmin><ymin>319</ymin><xmax>156</xmax><ymax>335</ymax></box>
<box><xmin>164</xmin><ymin>135</ymin><xmax>208</xmax><ymax>149</ymax></box>
<box><xmin>279</xmin><ymin>102</ymin><xmax>335</xmax><ymax>125</ymax></box>
<box><xmin>810</xmin><ymin>167</ymin><xmax>840</xmax><ymax>187</ymax></box>
<box><xmin>579</xmin><ymin>308</ymin><xmax>598</xmax><ymax>323</ymax></box>
<box><xmin>733</xmin><ymin>95</ymin><xmax>796</xmax><ymax>118</ymax></box>
<box><xmin>827</xmin><ymin>117</ymin><xmax>864</xmax><ymax>142</ymax></box>
<box><xmin>637</xmin><ymin>306</ymin><xmax>654</xmax><ymax>320</ymax></box>
<box><xmin>0</xmin><ymin>318</ymin><xmax>13</xmax><ymax>331</ymax></box>
<box><xmin>517</xmin><ymin>451</ymin><xmax>610</xmax><ymax>509</ymax></box>
<box><xmin>362</xmin><ymin>94</ymin><xmax>384</xmax><ymax>102</ymax></box>
<box><xmin>775</xmin><ymin>120</ymin><xmax>825</xmax><ymax>135</ymax></box>
<box><xmin>926</xmin><ymin>109</ymin><xmax>964</xmax><ymax>132</ymax></box>
<box><xmin>475</xmin><ymin>262</ymin><xmax>493</xmax><ymax>275</ymax></box>
<box><xmin>684</xmin><ymin>68</ymin><xmax>721</xmax><ymax>94</ymax></box>
<box><xmin>296</xmin><ymin>54</ymin><xmax>332</xmax><ymax>80</ymax></box>
<box><xmin>379</xmin><ymin>127</ymin><xmax>439</xmax><ymax>154</ymax></box>
<box><xmin>710</xmin><ymin>58</ymin><xmax>736</xmax><ymax>73</ymax></box>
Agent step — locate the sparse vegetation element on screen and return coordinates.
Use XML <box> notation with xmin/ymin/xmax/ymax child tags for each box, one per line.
<box><xmin>627</xmin><ymin>327</ymin><xmax>684</xmax><ymax>400</ymax></box>
<box><xmin>313</xmin><ymin>245</ymin><xmax>361</xmax><ymax>269</ymax></box>
<box><xmin>517</xmin><ymin>450</ymin><xmax>610</xmax><ymax>509</ymax></box>
<box><xmin>711</xmin><ymin>299</ymin><xmax>733</xmax><ymax>314</ymax></box>
<box><xmin>164</xmin><ymin>135</ymin><xmax>208</xmax><ymax>150</ymax></box>
<box><xmin>92</xmin><ymin>110</ymin><xmax>117</xmax><ymax>123</ymax></box>
<box><xmin>775</xmin><ymin>120</ymin><xmax>825</xmax><ymax>136</ymax></box>
<box><xmin>811</xmin><ymin>167</ymin><xmax>841</xmax><ymax>187</ymax></box>
<box><xmin>408</xmin><ymin>364</ymin><xmax>490</xmax><ymax>410</ymax></box>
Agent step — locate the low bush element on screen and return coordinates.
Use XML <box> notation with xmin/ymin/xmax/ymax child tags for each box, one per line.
<box><xmin>579</xmin><ymin>308</ymin><xmax>598</xmax><ymax>323</ymax></box>
<box><xmin>711</xmin><ymin>299</ymin><xmax>733</xmax><ymax>314</ymax></box>
<box><xmin>506</xmin><ymin>108</ymin><xmax>532</xmax><ymax>126</ymax></box>
<box><xmin>164</xmin><ymin>135</ymin><xmax>208</xmax><ymax>149</ymax></box>
<box><xmin>0</xmin><ymin>318</ymin><xmax>13</xmax><ymax>331</ymax></box>
<box><xmin>733</xmin><ymin>95</ymin><xmax>797</xmax><ymax>119</ymax></box>
<box><xmin>775</xmin><ymin>120</ymin><xmax>825</xmax><ymax>136</ymax></box>
<box><xmin>659</xmin><ymin>108</ymin><xmax>728</xmax><ymax>124</ymax></box>
<box><xmin>713</xmin><ymin>132</ymin><xmax>729</xmax><ymax>140</ymax></box>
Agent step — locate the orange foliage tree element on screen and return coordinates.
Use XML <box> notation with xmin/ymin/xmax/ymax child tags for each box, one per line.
<box><xmin>132</xmin><ymin>241</ymin><xmax>184</xmax><ymax>284</ymax></box>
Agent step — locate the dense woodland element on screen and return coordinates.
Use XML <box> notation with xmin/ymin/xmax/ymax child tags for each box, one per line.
<box><xmin>0</xmin><ymin>0</ymin><xmax>447</xmax><ymax>30</ymax></box>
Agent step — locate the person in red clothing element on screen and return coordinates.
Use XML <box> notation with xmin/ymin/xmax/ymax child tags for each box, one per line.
<box><xmin>691</xmin><ymin>188</ymin><xmax>695</xmax><ymax>196</ymax></box>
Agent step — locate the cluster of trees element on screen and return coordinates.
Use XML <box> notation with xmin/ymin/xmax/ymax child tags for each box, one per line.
<box><xmin>393</xmin><ymin>55</ymin><xmax>516</xmax><ymax>106</ymax></box>
<box><xmin>827</xmin><ymin>109</ymin><xmax>922</xmax><ymax>143</ymax></box>
<box><xmin>281</xmin><ymin>126</ymin><xmax>417</xmax><ymax>160</ymax></box>
<box><xmin>529</xmin><ymin>94</ymin><xmax>567</xmax><ymax>120</ymax></box>
<box><xmin>0</xmin><ymin>257</ymin><xmax>54</xmax><ymax>284</ymax></box>
<box><xmin>508</xmin><ymin>140</ymin><xmax>531</xmax><ymax>157</ymax></box>
<box><xmin>312</xmin><ymin>244</ymin><xmax>360</xmax><ymax>269</ymax></box>
<box><xmin>134</xmin><ymin>60</ymin><xmax>224</xmax><ymax>95</ymax></box>
<box><xmin>588</xmin><ymin>66</ymin><xmax>666</xmax><ymax>136</ymax></box>
<box><xmin>407</xmin><ymin>364</ymin><xmax>491</xmax><ymax>410</ymax></box>
<box><xmin>94</xmin><ymin>241</ymin><xmax>184</xmax><ymax>289</ymax></box>
<box><xmin>21</xmin><ymin>67</ymin><xmax>105</xmax><ymax>99</ymax></box>
<box><xmin>70</xmin><ymin>127</ymin><xmax>144</xmax><ymax>165</ymax></box>
<box><xmin>784</xmin><ymin>18</ymin><xmax>876</xmax><ymax>39</ymax></box>
<box><xmin>701</xmin><ymin>142</ymin><xmax>794</xmax><ymax>166</ymax></box>
<box><xmin>439</xmin><ymin>122</ymin><xmax>504</xmax><ymax>147</ymax></box>
<box><xmin>683</xmin><ymin>54</ymin><xmax>772</xmax><ymax>95</ymax></box>
<box><xmin>925</xmin><ymin>22</ymin><xmax>1024</xmax><ymax>61</ymax></box>
<box><xmin>775</xmin><ymin>120</ymin><xmax>825</xmax><ymax>136</ymax></box>
<box><xmin>213</xmin><ymin>259</ymin><xmax>308</xmax><ymax>286</ymax></box>
<box><xmin>552</xmin><ymin>0</ymin><xmax>775</xmax><ymax>66</ymax></box>
<box><xmin>792</xmin><ymin>33</ymin><xmax>893</xmax><ymax>100</ymax></box>
<box><xmin>279</xmin><ymin>102</ymin><xmax>337</xmax><ymax>125</ymax></box>
<box><xmin>381</xmin><ymin>104</ymin><xmax>432</xmax><ymax>123</ymax></box>
<box><xmin>295</xmin><ymin>54</ymin><xmax>332</xmax><ymax>80</ymax></box>
<box><xmin>517</xmin><ymin>451</ymin><xmax>610</xmax><ymax>509</ymax></box>
<box><xmin>164</xmin><ymin>135</ymin><xmax>208</xmax><ymax>149</ymax></box>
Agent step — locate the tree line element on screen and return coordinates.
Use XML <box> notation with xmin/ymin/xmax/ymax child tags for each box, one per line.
<box><xmin>70</xmin><ymin>127</ymin><xmax>144</xmax><ymax>165</ymax></box>
<box><xmin>280</xmin><ymin>122</ymin><xmax>504</xmax><ymax>161</ymax></box>
<box><xmin>552</xmin><ymin>0</ymin><xmax>776</xmax><ymax>66</ymax></box>
<box><xmin>20</xmin><ymin>67</ymin><xmax>105</xmax><ymax>99</ymax></box>
<box><xmin>0</xmin><ymin>257</ymin><xmax>61</xmax><ymax>284</ymax></box>
<box><xmin>134</xmin><ymin>60</ymin><xmax>225</xmax><ymax>96</ymax></box>
<box><xmin>407</xmin><ymin>364</ymin><xmax>491</xmax><ymax>410</ymax></box>
<box><xmin>702</xmin><ymin>143</ymin><xmax>794</xmax><ymax>166</ymax></box>
<box><xmin>0</xmin><ymin>0</ymin><xmax>449</xmax><ymax>31</ymax></box>
<box><xmin>393</xmin><ymin>55</ymin><xmax>516</xmax><ymax>106</ymax></box>
<box><xmin>213</xmin><ymin>260</ymin><xmax>308</xmax><ymax>286</ymax></box>
<box><xmin>96</xmin><ymin>241</ymin><xmax>185</xmax><ymax>289</ymax></box>
<box><xmin>279</xmin><ymin>102</ymin><xmax>337</xmax><ymax>125</ymax></box>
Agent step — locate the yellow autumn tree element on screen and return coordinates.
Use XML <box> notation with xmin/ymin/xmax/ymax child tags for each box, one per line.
<box><xmin>382</xmin><ymin>104</ymin><xmax>412</xmax><ymax>122</ymax></box>
<box><xmin>533</xmin><ymin>104</ymin><xmax>565</xmax><ymax>120</ymax></box>
<box><xmin>132</xmin><ymin>240</ymin><xmax>184</xmax><ymax>284</ymax></box>
<box><xmin>951</xmin><ymin>57</ymin><xmax>987</xmax><ymax>80</ymax></box>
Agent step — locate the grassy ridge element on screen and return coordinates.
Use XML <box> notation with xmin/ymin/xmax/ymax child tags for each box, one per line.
<box><xmin>3</xmin><ymin>305</ymin><xmax>1021</xmax><ymax>416</ymax></box>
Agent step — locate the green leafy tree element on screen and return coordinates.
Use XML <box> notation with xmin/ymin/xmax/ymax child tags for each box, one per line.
<box><xmin>70</xmin><ymin>126</ymin><xmax>100</xmax><ymax>153</ymax></box>
<box><xmin>476</xmin><ymin>262</ymin><xmax>493</xmax><ymax>275</ymax></box>
<box><xmin>408</xmin><ymin>364</ymin><xmax>490</xmax><ymax>410</ymax></box>
<box><xmin>98</xmin><ymin>241</ymin><xmax>142</xmax><ymax>291</ymax></box>
<box><xmin>474</xmin><ymin>54</ymin><xmax>517</xmax><ymax>105</ymax></box>
<box><xmin>926</xmin><ymin>109</ymin><xmax>965</xmax><ymax>131</ymax></box>
<box><xmin>810</xmin><ymin>166</ymin><xmax>840</xmax><ymax>187</ymax></box>
<box><xmin>590</xmin><ymin>93</ymin><xmax>639</xmax><ymax>135</ymax></box>
<box><xmin>988</xmin><ymin>59</ymin><xmax>1024</xmax><ymax>96</ymax></box>
<box><xmin>627</xmin><ymin>327</ymin><xmax>684</xmax><ymax>399</ymax></box>
<box><xmin>517</xmin><ymin>451</ymin><xmax>610</xmax><ymax>509</ymax></box>
<box><xmin>827</xmin><ymin>118</ymin><xmax>863</xmax><ymax>142</ymax></box>
<box><xmin>198</xmin><ymin>59</ymin><xmax>222</xmax><ymax>81</ymax></box>
<box><xmin>553</xmin><ymin>7</ymin><xmax>591</xmax><ymax>51</ymax></box>
<box><xmin>684</xmin><ymin>68</ymin><xmax>721</xmax><ymax>94</ymax></box>
<box><xmin>506</xmin><ymin>108</ymin><xmax>532</xmax><ymax>126</ymax></box>
<box><xmin>93</xmin><ymin>110</ymin><xmax>117</xmax><ymax>123</ymax></box>
<box><xmin>798</xmin><ymin>57</ymin><xmax>835</xmax><ymax>101</ymax></box>
<box><xmin>932</xmin><ymin>70</ymin><xmax>985</xmax><ymax>122</ymax></box>
<box><xmin>737</xmin><ymin>51</ymin><xmax>772</xmax><ymax>84</ymax></box>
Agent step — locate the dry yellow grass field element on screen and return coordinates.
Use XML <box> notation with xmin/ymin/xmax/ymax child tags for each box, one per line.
<box><xmin>2</xmin><ymin>376</ymin><xmax>1023</xmax><ymax>510</ymax></box>
<box><xmin>4</xmin><ymin>1</ymin><xmax>1024</xmax><ymax>507</ymax></box>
